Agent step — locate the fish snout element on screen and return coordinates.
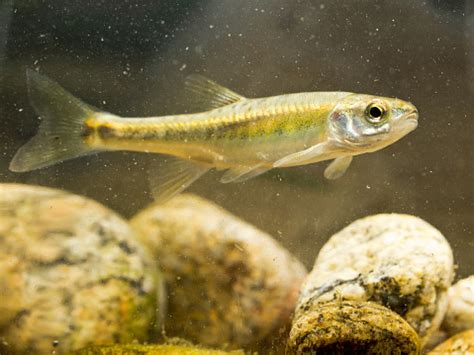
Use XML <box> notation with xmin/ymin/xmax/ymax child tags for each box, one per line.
<box><xmin>407</xmin><ymin>101</ymin><xmax>418</xmax><ymax>115</ymax></box>
<box><xmin>398</xmin><ymin>104</ymin><xmax>419</xmax><ymax>132</ymax></box>
<box><xmin>406</xmin><ymin>105</ymin><xmax>419</xmax><ymax>122</ymax></box>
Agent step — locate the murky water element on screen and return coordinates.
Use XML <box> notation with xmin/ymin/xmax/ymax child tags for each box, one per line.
<box><xmin>0</xmin><ymin>1</ymin><xmax>472</xmax><ymax>353</ymax></box>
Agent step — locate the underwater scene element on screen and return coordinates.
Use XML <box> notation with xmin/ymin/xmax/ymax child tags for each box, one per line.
<box><xmin>0</xmin><ymin>0</ymin><xmax>473</xmax><ymax>354</ymax></box>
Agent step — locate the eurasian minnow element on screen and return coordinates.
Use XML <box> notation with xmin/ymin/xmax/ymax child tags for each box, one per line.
<box><xmin>10</xmin><ymin>70</ymin><xmax>418</xmax><ymax>201</ymax></box>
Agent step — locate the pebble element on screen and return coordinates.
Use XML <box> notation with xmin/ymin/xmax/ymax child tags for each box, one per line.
<box><xmin>0</xmin><ymin>184</ymin><xmax>162</xmax><ymax>354</ymax></box>
<box><xmin>288</xmin><ymin>213</ymin><xmax>454</xmax><ymax>352</ymax></box>
<box><xmin>287</xmin><ymin>300</ymin><xmax>420</xmax><ymax>353</ymax></box>
<box><xmin>442</xmin><ymin>276</ymin><xmax>474</xmax><ymax>335</ymax></box>
<box><xmin>130</xmin><ymin>194</ymin><xmax>307</xmax><ymax>350</ymax></box>
<box><xmin>428</xmin><ymin>329</ymin><xmax>474</xmax><ymax>353</ymax></box>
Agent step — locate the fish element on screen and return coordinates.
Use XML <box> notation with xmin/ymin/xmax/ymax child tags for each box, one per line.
<box><xmin>10</xmin><ymin>70</ymin><xmax>418</xmax><ymax>201</ymax></box>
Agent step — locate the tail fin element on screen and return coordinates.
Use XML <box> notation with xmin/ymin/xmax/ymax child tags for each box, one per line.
<box><xmin>9</xmin><ymin>70</ymin><xmax>99</xmax><ymax>172</ymax></box>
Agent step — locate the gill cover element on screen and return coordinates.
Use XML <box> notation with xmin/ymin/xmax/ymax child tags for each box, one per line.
<box><xmin>328</xmin><ymin>94</ymin><xmax>394</xmax><ymax>149</ymax></box>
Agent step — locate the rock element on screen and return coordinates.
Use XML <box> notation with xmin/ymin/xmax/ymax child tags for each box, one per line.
<box><xmin>73</xmin><ymin>343</ymin><xmax>244</xmax><ymax>355</ymax></box>
<box><xmin>0</xmin><ymin>184</ymin><xmax>162</xmax><ymax>354</ymax></box>
<box><xmin>288</xmin><ymin>214</ymin><xmax>453</xmax><ymax>352</ymax></box>
<box><xmin>423</xmin><ymin>330</ymin><xmax>448</xmax><ymax>352</ymax></box>
<box><xmin>130</xmin><ymin>194</ymin><xmax>307</xmax><ymax>350</ymax></box>
<box><xmin>287</xmin><ymin>300</ymin><xmax>420</xmax><ymax>354</ymax></box>
<box><xmin>442</xmin><ymin>276</ymin><xmax>474</xmax><ymax>335</ymax></box>
<box><xmin>428</xmin><ymin>329</ymin><xmax>474</xmax><ymax>353</ymax></box>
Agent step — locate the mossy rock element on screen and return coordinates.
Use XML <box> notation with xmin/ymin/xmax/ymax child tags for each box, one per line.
<box><xmin>287</xmin><ymin>300</ymin><xmax>421</xmax><ymax>354</ymax></box>
<box><xmin>72</xmin><ymin>344</ymin><xmax>244</xmax><ymax>355</ymax></box>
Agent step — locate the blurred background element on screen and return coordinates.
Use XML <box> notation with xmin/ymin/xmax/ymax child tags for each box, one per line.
<box><xmin>0</xmin><ymin>0</ymin><xmax>473</xmax><ymax>276</ymax></box>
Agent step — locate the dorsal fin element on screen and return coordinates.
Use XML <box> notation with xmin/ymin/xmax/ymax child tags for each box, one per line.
<box><xmin>184</xmin><ymin>74</ymin><xmax>246</xmax><ymax>111</ymax></box>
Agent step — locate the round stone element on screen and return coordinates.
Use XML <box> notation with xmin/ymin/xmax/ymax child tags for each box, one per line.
<box><xmin>0</xmin><ymin>184</ymin><xmax>162</xmax><ymax>354</ymax></box>
<box><xmin>442</xmin><ymin>276</ymin><xmax>474</xmax><ymax>335</ymax></box>
<box><xmin>292</xmin><ymin>213</ymin><xmax>454</xmax><ymax>349</ymax></box>
<box><xmin>287</xmin><ymin>300</ymin><xmax>420</xmax><ymax>354</ymax></box>
<box><xmin>130</xmin><ymin>194</ymin><xmax>307</xmax><ymax>350</ymax></box>
<box><xmin>428</xmin><ymin>329</ymin><xmax>474</xmax><ymax>354</ymax></box>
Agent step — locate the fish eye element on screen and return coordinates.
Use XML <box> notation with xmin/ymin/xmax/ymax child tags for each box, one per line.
<box><xmin>366</xmin><ymin>103</ymin><xmax>386</xmax><ymax>124</ymax></box>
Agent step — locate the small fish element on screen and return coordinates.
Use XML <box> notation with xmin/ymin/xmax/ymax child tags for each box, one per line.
<box><xmin>10</xmin><ymin>70</ymin><xmax>418</xmax><ymax>201</ymax></box>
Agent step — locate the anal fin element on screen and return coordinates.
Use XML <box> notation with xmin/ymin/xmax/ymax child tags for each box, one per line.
<box><xmin>148</xmin><ymin>157</ymin><xmax>209</xmax><ymax>203</ymax></box>
<box><xmin>220</xmin><ymin>164</ymin><xmax>270</xmax><ymax>183</ymax></box>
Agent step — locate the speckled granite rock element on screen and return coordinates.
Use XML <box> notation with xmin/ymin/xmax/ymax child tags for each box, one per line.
<box><xmin>73</xmin><ymin>343</ymin><xmax>244</xmax><ymax>354</ymax></box>
<box><xmin>288</xmin><ymin>214</ymin><xmax>454</xmax><ymax>352</ymax></box>
<box><xmin>0</xmin><ymin>184</ymin><xmax>162</xmax><ymax>354</ymax></box>
<box><xmin>428</xmin><ymin>329</ymin><xmax>474</xmax><ymax>353</ymax></box>
<box><xmin>442</xmin><ymin>276</ymin><xmax>474</xmax><ymax>335</ymax></box>
<box><xmin>130</xmin><ymin>194</ymin><xmax>307</xmax><ymax>350</ymax></box>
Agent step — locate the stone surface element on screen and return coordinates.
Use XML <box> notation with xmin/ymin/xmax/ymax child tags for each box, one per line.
<box><xmin>130</xmin><ymin>194</ymin><xmax>307</xmax><ymax>350</ymax></box>
<box><xmin>287</xmin><ymin>300</ymin><xmax>420</xmax><ymax>354</ymax></box>
<box><xmin>428</xmin><ymin>329</ymin><xmax>474</xmax><ymax>354</ymax></box>
<box><xmin>73</xmin><ymin>344</ymin><xmax>244</xmax><ymax>355</ymax></box>
<box><xmin>442</xmin><ymin>276</ymin><xmax>474</xmax><ymax>335</ymax></box>
<box><xmin>289</xmin><ymin>214</ymin><xmax>454</xmax><ymax>352</ymax></box>
<box><xmin>0</xmin><ymin>184</ymin><xmax>162</xmax><ymax>354</ymax></box>
<box><xmin>423</xmin><ymin>330</ymin><xmax>448</xmax><ymax>353</ymax></box>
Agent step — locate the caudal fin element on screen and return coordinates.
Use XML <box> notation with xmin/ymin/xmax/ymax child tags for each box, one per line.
<box><xmin>9</xmin><ymin>70</ymin><xmax>99</xmax><ymax>172</ymax></box>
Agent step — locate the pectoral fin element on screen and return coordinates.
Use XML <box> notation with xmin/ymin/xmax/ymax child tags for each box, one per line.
<box><xmin>220</xmin><ymin>164</ymin><xmax>270</xmax><ymax>183</ymax></box>
<box><xmin>148</xmin><ymin>157</ymin><xmax>209</xmax><ymax>203</ymax></box>
<box><xmin>273</xmin><ymin>143</ymin><xmax>331</xmax><ymax>168</ymax></box>
<box><xmin>324</xmin><ymin>156</ymin><xmax>353</xmax><ymax>180</ymax></box>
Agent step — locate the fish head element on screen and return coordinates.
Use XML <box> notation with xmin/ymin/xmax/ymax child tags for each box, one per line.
<box><xmin>328</xmin><ymin>94</ymin><xmax>418</xmax><ymax>153</ymax></box>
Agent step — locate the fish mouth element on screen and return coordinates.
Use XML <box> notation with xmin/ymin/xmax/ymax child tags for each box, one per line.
<box><xmin>399</xmin><ymin>111</ymin><xmax>418</xmax><ymax>133</ymax></box>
